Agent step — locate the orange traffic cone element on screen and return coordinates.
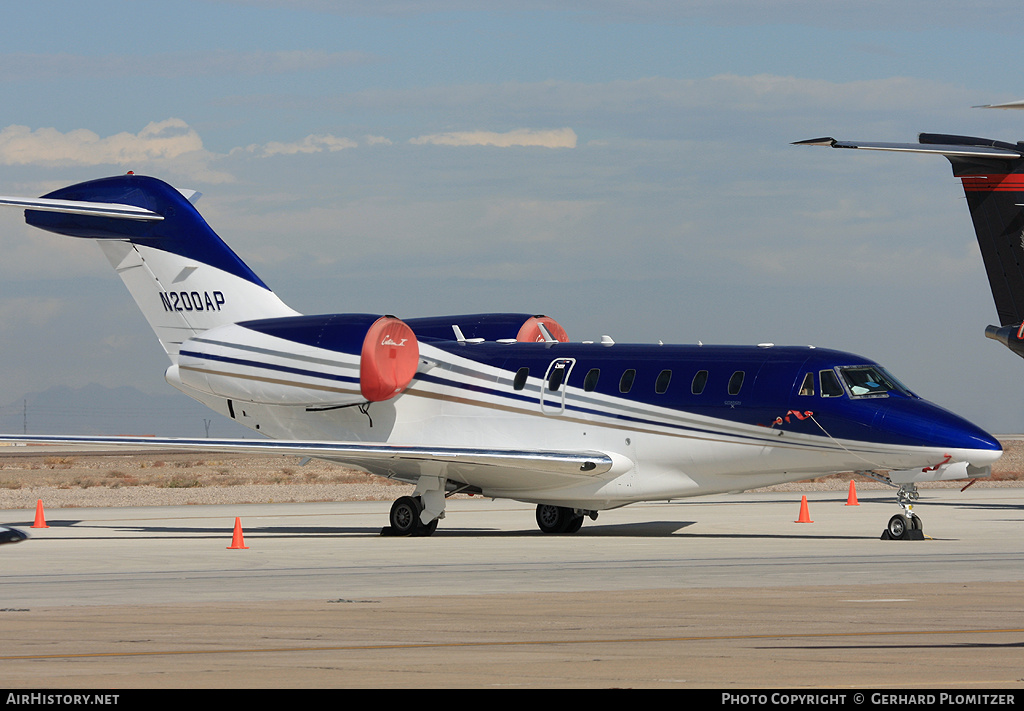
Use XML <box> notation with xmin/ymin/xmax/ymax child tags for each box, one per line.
<box><xmin>31</xmin><ymin>499</ymin><xmax>48</xmax><ymax>529</ymax></box>
<box><xmin>846</xmin><ymin>480</ymin><xmax>860</xmax><ymax>506</ymax></box>
<box><xmin>795</xmin><ymin>496</ymin><xmax>813</xmax><ymax>523</ymax></box>
<box><xmin>227</xmin><ymin>517</ymin><xmax>248</xmax><ymax>549</ymax></box>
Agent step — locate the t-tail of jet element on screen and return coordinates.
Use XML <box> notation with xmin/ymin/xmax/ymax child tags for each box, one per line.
<box><xmin>0</xmin><ymin>174</ymin><xmax>298</xmax><ymax>362</ymax></box>
<box><xmin>795</xmin><ymin>133</ymin><xmax>1024</xmax><ymax>359</ymax></box>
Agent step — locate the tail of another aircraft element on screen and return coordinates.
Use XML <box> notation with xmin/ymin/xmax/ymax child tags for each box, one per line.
<box><xmin>796</xmin><ymin>133</ymin><xmax>1024</xmax><ymax>358</ymax></box>
<box><xmin>1</xmin><ymin>174</ymin><xmax>298</xmax><ymax>362</ymax></box>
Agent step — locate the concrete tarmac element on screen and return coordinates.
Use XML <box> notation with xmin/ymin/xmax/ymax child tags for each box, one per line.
<box><xmin>0</xmin><ymin>488</ymin><xmax>1022</xmax><ymax>688</ymax></box>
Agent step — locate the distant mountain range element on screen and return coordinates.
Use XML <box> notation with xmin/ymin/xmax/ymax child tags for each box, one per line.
<box><xmin>0</xmin><ymin>384</ymin><xmax>252</xmax><ymax>438</ymax></box>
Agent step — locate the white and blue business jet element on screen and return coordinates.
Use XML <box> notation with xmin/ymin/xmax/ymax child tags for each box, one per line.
<box><xmin>0</xmin><ymin>174</ymin><xmax>1002</xmax><ymax>538</ymax></box>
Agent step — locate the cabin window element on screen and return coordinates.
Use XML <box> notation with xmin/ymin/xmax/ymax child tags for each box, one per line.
<box><xmin>655</xmin><ymin>369</ymin><xmax>672</xmax><ymax>394</ymax></box>
<box><xmin>728</xmin><ymin>371</ymin><xmax>744</xmax><ymax>396</ymax></box>
<box><xmin>799</xmin><ymin>372</ymin><xmax>815</xmax><ymax>396</ymax></box>
<box><xmin>583</xmin><ymin>368</ymin><xmax>600</xmax><ymax>392</ymax></box>
<box><xmin>691</xmin><ymin>370</ymin><xmax>708</xmax><ymax>395</ymax></box>
<box><xmin>820</xmin><ymin>369</ymin><xmax>844</xmax><ymax>397</ymax></box>
<box><xmin>619</xmin><ymin>369</ymin><xmax>636</xmax><ymax>393</ymax></box>
<box><xmin>513</xmin><ymin>367</ymin><xmax>529</xmax><ymax>391</ymax></box>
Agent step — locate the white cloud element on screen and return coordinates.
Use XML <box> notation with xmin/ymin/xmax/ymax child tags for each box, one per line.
<box><xmin>0</xmin><ymin>119</ymin><xmax>234</xmax><ymax>183</ymax></box>
<box><xmin>410</xmin><ymin>128</ymin><xmax>577</xmax><ymax>148</ymax></box>
<box><xmin>239</xmin><ymin>134</ymin><xmax>359</xmax><ymax>157</ymax></box>
<box><xmin>0</xmin><ymin>119</ymin><xmax>200</xmax><ymax>165</ymax></box>
<box><xmin>0</xmin><ymin>118</ymin><xmax>375</xmax><ymax>184</ymax></box>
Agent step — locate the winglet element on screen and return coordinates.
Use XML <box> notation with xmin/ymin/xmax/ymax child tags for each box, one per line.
<box><xmin>791</xmin><ymin>137</ymin><xmax>838</xmax><ymax>147</ymax></box>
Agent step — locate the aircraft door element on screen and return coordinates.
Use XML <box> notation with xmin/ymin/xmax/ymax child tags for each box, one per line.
<box><xmin>540</xmin><ymin>358</ymin><xmax>576</xmax><ymax>415</ymax></box>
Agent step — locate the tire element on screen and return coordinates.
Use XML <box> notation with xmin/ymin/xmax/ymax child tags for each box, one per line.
<box><xmin>390</xmin><ymin>496</ymin><xmax>422</xmax><ymax>536</ymax></box>
<box><xmin>536</xmin><ymin>504</ymin><xmax>568</xmax><ymax>533</ymax></box>
<box><xmin>417</xmin><ymin>517</ymin><xmax>439</xmax><ymax>537</ymax></box>
<box><xmin>887</xmin><ymin>514</ymin><xmax>909</xmax><ymax>540</ymax></box>
<box><xmin>536</xmin><ymin>504</ymin><xmax>583</xmax><ymax>534</ymax></box>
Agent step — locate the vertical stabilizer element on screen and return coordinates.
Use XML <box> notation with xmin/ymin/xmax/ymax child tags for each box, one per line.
<box><xmin>796</xmin><ymin>134</ymin><xmax>1024</xmax><ymax>355</ymax></box>
<box><xmin>5</xmin><ymin>174</ymin><xmax>298</xmax><ymax>362</ymax></box>
<box><xmin>935</xmin><ymin>143</ymin><xmax>1024</xmax><ymax>327</ymax></box>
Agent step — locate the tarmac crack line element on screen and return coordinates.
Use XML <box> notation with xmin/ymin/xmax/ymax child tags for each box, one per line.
<box><xmin>2</xmin><ymin>627</ymin><xmax>1022</xmax><ymax>661</ymax></box>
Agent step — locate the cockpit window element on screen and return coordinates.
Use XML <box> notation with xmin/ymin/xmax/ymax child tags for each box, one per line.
<box><xmin>838</xmin><ymin>366</ymin><xmax>913</xmax><ymax>398</ymax></box>
<box><xmin>820</xmin><ymin>370</ymin><xmax>844</xmax><ymax>397</ymax></box>
<box><xmin>799</xmin><ymin>372</ymin><xmax>814</xmax><ymax>396</ymax></box>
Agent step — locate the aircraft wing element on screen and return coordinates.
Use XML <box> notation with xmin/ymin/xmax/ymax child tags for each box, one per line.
<box><xmin>792</xmin><ymin>136</ymin><xmax>1023</xmax><ymax>159</ymax></box>
<box><xmin>0</xmin><ymin>434</ymin><xmax>629</xmax><ymax>492</ymax></box>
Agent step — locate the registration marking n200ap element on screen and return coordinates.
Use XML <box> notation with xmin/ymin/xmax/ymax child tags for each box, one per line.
<box><xmin>160</xmin><ymin>290</ymin><xmax>225</xmax><ymax>312</ymax></box>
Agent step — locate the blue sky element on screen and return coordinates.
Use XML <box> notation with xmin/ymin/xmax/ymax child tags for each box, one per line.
<box><xmin>4</xmin><ymin>1</ymin><xmax>1024</xmax><ymax>434</ymax></box>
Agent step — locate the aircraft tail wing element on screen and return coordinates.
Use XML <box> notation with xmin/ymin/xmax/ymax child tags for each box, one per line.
<box><xmin>792</xmin><ymin>135</ymin><xmax>1023</xmax><ymax>160</ymax></box>
<box><xmin>0</xmin><ymin>175</ymin><xmax>298</xmax><ymax>363</ymax></box>
<box><xmin>796</xmin><ymin>134</ymin><xmax>1024</xmax><ymax>353</ymax></box>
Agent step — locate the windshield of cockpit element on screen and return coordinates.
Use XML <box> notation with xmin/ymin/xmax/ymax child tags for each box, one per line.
<box><xmin>837</xmin><ymin>365</ymin><xmax>915</xmax><ymax>398</ymax></box>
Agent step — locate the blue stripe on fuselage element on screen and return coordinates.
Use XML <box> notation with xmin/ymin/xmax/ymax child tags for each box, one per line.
<box><xmin>179</xmin><ymin>349</ymin><xmax>360</xmax><ymax>387</ymax></box>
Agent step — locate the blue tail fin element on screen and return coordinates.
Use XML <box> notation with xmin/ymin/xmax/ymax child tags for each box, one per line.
<box><xmin>14</xmin><ymin>174</ymin><xmax>298</xmax><ymax>361</ymax></box>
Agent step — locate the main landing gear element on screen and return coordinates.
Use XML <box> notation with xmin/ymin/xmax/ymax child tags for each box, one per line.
<box><xmin>535</xmin><ymin>504</ymin><xmax>596</xmax><ymax>534</ymax></box>
<box><xmin>383</xmin><ymin>475</ymin><xmax>449</xmax><ymax>537</ymax></box>
<box><xmin>881</xmin><ymin>483</ymin><xmax>925</xmax><ymax>541</ymax></box>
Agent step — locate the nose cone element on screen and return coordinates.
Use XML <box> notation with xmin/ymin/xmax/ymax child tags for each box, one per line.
<box><xmin>877</xmin><ymin>398</ymin><xmax>1002</xmax><ymax>465</ymax></box>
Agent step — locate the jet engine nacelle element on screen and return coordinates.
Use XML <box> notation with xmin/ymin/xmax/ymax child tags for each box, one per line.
<box><xmin>169</xmin><ymin>314</ymin><xmax>420</xmax><ymax>406</ymax></box>
<box><xmin>404</xmin><ymin>313</ymin><xmax>569</xmax><ymax>343</ymax></box>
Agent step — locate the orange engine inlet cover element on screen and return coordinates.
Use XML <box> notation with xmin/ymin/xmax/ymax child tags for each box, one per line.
<box><xmin>516</xmin><ymin>315</ymin><xmax>569</xmax><ymax>343</ymax></box>
<box><xmin>360</xmin><ymin>316</ymin><xmax>420</xmax><ymax>401</ymax></box>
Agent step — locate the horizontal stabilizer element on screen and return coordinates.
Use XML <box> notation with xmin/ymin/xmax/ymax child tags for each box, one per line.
<box><xmin>792</xmin><ymin>136</ymin><xmax>1023</xmax><ymax>160</ymax></box>
<box><xmin>0</xmin><ymin>195</ymin><xmax>164</xmax><ymax>221</ymax></box>
<box><xmin>976</xmin><ymin>100</ymin><xmax>1024</xmax><ymax>109</ymax></box>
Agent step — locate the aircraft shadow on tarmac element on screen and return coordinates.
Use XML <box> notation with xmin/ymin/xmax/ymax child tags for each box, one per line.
<box><xmin>7</xmin><ymin>493</ymin><xmax>1017</xmax><ymax>540</ymax></box>
<box><xmin>763</xmin><ymin>640</ymin><xmax>1024</xmax><ymax>651</ymax></box>
<box><xmin>10</xmin><ymin>519</ymin><xmax>878</xmax><ymax>540</ymax></box>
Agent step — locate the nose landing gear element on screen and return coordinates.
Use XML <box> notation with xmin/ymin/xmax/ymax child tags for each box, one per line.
<box><xmin>881</xmin><ymin>483</ymin><xmax>925</xmax><ymax>540</ymax></box>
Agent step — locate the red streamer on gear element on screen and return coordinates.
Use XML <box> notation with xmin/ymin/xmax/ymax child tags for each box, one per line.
<box><xmin>773</xmin><ymin>410</ymin><xmax>814</xmax><ymax>425</ymax></box>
